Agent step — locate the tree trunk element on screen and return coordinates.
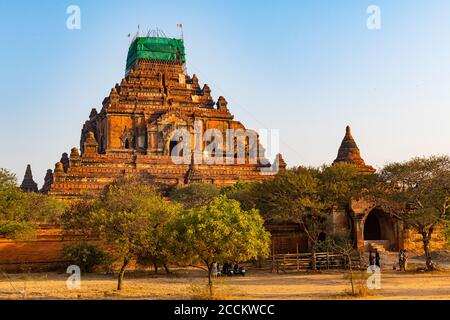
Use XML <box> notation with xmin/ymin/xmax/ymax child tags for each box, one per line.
<box><xmin>153</xmin><ymin>262</ymin><xmax>158</xmax><ymax>274</ymax></box>
<box><xmin>117</xmin><ymin>256</ymin><xmax>131</xmax><ymax>291</ymax></box>
<box><xmin>163</xmin><ymin>264</ymin><xmax>171</xmax><ymax>274</ymax></box>
<box><xmin>346</xmin><ymin>253</ymin><xmax>354</xmax><ymax>295</ymax></box>
<box><xmin>422</xmin><ymin>234</ymin><xmax>434</xmax><ymax>271</ymax></box>
<box><xmin>206</xmin><ymin>262</ymin><xmax>213</xmax><ymax>296</ymax></box>
<box><xmin>311</xmin><ymin>245</ymin><xmax>317</xmax><ymax>271</ymax></box>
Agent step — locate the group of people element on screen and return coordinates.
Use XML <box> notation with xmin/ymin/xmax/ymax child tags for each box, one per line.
<box><xmin>211</xmin><ymin>262</ymin><xmax>246</xmax><ymax>277</ymax></box>
<box><xmin>398</xmin><ymin>249</ymin><xmax>408</xmax><ymax>271</ymax></box>
<box><xmin>369</xmin><ymin>249</ymin><xmax>409</xmax><ymax>271</ymax></box>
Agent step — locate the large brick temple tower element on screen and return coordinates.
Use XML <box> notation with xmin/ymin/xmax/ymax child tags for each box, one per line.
<box><xmin>44</xmin><ymin>35</ymin><xmax>282</xmax><ymax>200</ymax></box>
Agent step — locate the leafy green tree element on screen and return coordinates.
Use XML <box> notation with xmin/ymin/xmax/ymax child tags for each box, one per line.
<box><xmin>0</xmin><ymin>168</ymin><xmax>17</xmax><ymax>187</ymax></box>
<box><xmin>135</xmin><ymin>203</ymin><xmax>182</xmax><ymax>274</ymax></box>
<box><xmin>61</xmin><ymin>198</ymin><xmax>96</xmax><ymax>240</ymax></box>
<box><xmin>255</xmin><ymin>163</ymin><xmax>370</xmax><ymax>270</ymax></box>
<box><xmin>170</xmin><ymin>182</ymin><xmax>220</xmax><ymax>209</ymax></box>
<box><xmin>0</xmin><ymin>168</ymin><xmax>65</xmax><ymax>239</ymax></box>
<box><xmin>63</xmin><ymin>242</ymin><xmax>112</xmax><ymax>273</ymax></box>
<box><xmin>256</xmin><ymin>166</ymin><xmax>325</xmax><ymax>269</ymax></box>
<box><xmin>380</xmin><ymin>156</ymin><xmax>450</xmax><ymax>270</ymax></box>
<box><xmin>222</xmin><ymin>181</ymin><xmax>261</xmax><ymax>211</ymax></box>
<box><xmin>62</xmin><ymin>175</ymin><xmax>182</xmax><ymax>290</ymax></box>
<box><xmin>176</xmin><ymin>195</ymin><xmax>270</xmax><ymax>295</ymax></box>
<box><xmin>0</xmin><ymin>169</ymin><xmax>27</xmax><ymax>237</ymax></box>
<box><xmin>24</xmin><ymin>192</ymin><xmax>66</xmax><ymax>225</ymax></box>
<box><xmin>318</xmin><ymin>162</ymin><xmax>376</xmax><ymax>207</ymax></box>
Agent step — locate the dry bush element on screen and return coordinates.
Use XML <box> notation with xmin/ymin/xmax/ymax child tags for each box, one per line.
<box><xmin>343</xmin><ymin>271</ymin><xmax>378</xmax><ymax>297</ymax></box>
<box><xmin>188</xmin><ymin>277</ymin><xmax>243</xmax><ymax>300</ymax></box>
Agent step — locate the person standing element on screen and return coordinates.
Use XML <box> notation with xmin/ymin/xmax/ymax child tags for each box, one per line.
<box><xmin>399</xmin><ymin>249</ymin><xmax>404</xmax><ymax>271</ymax></box>
<box><xmin>369</xmin><ymin>251</ymin><xmax>375</xmax><ymax>267</ymax></box>
<box><xmin>403</xmin><ymin>250</ymin><xmax>408</xmax><ymax>271</ymax></box>
<box><xmin>233</xmin><ymin>263</ymin><xmax>239</xmax><ymax>275</ymax></box>
<box><xmin>223</xmin><ymin>262</ymin><xmax>230</xmax><ymax>275</ymax></box>
<box><xmin>375</xmin><ymin>250</ymin><xmax>381</xmax><ymax>269</ymax></box>
<box><xmin>212</xmin><ymin>262</ymin><xmax>218</xmax><ymax>278</ymax></box>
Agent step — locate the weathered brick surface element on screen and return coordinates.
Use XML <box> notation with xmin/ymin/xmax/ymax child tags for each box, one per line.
<box><xmin>333</xmin><ymin>126</ymin><xmax>375</xmax><ymax>174</ymax></box>
<box><xmin>0</xmin><ymin>226</ymin><xmax>71</xmax><ymax>272</ymax></box>
<box><xmin>44</xmin><ymin>45</ymin><xmax>281</xmax><ymax>201</ymax></box>
<box><xmin>0</xmin><ymin>226</ymin><xmax>108</xmax><ymax>272</ymax></box>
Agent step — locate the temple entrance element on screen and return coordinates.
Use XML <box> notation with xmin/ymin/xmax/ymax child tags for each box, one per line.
<box><xmin>364</xmin><ymin>212</ymin><xmax>381</xmax><ymax>240</ymax></box>
<box><xmin>363</xmin><ymin>208</ymin><xmax>398</xmax><ymax>251</ymax></box>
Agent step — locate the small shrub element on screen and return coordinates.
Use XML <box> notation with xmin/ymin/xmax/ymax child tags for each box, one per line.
<box><xmin>0</xmin><ymin>221</ymin><xmax>35</xmax><ymax>240</ymax></box>
<box><xmin>343</xmin><ymin>271</ymin><xmax>377</xmax><ymax>297</ymax></box>
<box><xmin>188</xmin><ymin>277</ymin><xmax>239</xmax><ymax>300</ymax></box>
<box><xmin>188</xmin><ymin>281</ymin><xmax>214</xmax><ymax>300</ymax></box>
<box><xmin>63</xmin><ymin>242</ymin><xmax>111</xmax><ymax>273</ymax></box>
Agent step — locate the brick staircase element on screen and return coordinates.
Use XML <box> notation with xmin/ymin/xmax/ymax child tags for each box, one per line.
<box><xmin>367</xmin><ymin>242</ymin><xmax>386</xmax><ymax>253</ymax></box>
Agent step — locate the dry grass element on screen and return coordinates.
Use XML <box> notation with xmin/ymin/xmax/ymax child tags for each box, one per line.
<box><xmin>0</xmin><ymin>269</ymin><xmax>449</xmax><ymax>300</ymax></box>
<box><xmin>187</xmin><ymin>277</ymin><xmax>243</xmax><ymax>300</ymax></box>
<box><xmin>342</xmin><ymin>271</ymin><xmax>378</xmax><ymax>297</ymax></box>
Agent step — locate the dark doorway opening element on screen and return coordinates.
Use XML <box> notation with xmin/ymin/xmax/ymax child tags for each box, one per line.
<box><xmin>364</xmin><ymin>212</ymin><xmax>381</xmax><ymax>240</ymax></box>
<box><xmin>318</xmin><ymin>232</ymin><xmax>326</xmax><ymax>242</ymax></box>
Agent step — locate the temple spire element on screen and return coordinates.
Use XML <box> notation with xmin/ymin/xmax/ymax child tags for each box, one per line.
<box><xmin>345</xmin><ymin>125</ymin><xmax>352</xmax><ymax>137</ymax></box>
<box><xmin>333</xmin><ymin>125</ymin><xmax>375</xmax><ymax>174</ymax></box>
<box><xmin>20</xmin><ymin>164</ymin><xmax>38</xmax><ymax>193</ymax></box>
<box><xmin>40</xmin><ymin>169</ymin><xmax>53</xmax><ymax>194</ymax></box>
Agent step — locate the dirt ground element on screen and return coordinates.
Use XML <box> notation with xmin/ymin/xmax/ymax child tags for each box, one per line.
<box><xmin>1</xmin><ymin>251</ymin><xmax>449</xmax><ymax>300</ymax></box>
<box><xmin>0</xmin><ymin>268</ymin><xmax>449</xmax><ymax>300</ymax></box>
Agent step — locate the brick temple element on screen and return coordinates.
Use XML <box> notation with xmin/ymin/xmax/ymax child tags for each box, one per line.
<box><xmin>11</xmin><ymin>124</ymin><xmax>445</xmax><ymax>271</ymax></box>
<box><xmin>11</xmin><ymin>38</ymin><xmax>444</xmax><ymax>270</ymax></box>
<box><xmin>39</xmin><ymin>36</ymin><xmax>283</xmax><ymax>200</ymax></box>
<box><xmin>270</xmin><ymin>126</ymin><xmax>447</xmax><ymax>254</ymax></box>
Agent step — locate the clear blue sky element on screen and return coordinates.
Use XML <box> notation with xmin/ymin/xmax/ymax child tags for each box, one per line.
<box><xmin>1</xmin><ymin>0</ymin><xmax>450</xmax><ymax>186</ymax></box>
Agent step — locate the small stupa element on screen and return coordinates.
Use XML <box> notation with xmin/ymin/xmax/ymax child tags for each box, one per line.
<box><xmin>20</xmin><ymin>164</ymin><xmax>38</xmax><ymax>193</ymax></box>
<box><xmin>333</xmin><ymin>126</ymin><xmax>375</xmax><ymax>174</ymax></box>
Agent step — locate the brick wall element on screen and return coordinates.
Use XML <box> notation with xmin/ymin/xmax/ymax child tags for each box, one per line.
<box><xmin>0</xmin><ymin>226</ymin><xmax>82</xmax><ymax>272</ymax></box>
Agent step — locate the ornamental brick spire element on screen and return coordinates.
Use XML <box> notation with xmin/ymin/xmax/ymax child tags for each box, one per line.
<box><xmin>333</xmin><ymin>126</ymin><xmax>375</xmax><ymax>174</ymax></box>
<box><xmin>40</xmin><ymin>169</ymin><xmax>54</xmax><ymax>194</ymax></box>
<box><xmin>20</xmin><ymin>164</ymin><xmax>38</xmax><ymax>193</ymax></box>
<box><xmin>275</xmin><ymin>153</ymin><xmax>287</xmax><ymax>171</ymax></box>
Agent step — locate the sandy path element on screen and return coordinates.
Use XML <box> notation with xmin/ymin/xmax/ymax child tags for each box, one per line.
<box><xmin>0</xmin><ymin>270</ymin><xmax>449</xmax><ymax>300</ymax></box>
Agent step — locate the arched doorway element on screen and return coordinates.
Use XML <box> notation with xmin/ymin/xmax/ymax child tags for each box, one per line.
<box><xmin>364</xmin><ymin>212</ymin><xmax>381</xmax><ymax>240</ymax></box>
<box><xmin>363</xmin><ymin>208</ymin><xmax>397</xmax><ymax>251</ymax></box>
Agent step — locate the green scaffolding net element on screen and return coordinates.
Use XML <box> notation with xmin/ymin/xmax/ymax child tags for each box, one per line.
<box><xmin>126</xmin><ymin>37</ymin><xmax>186</xmax><ymax>71</ymax></box>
